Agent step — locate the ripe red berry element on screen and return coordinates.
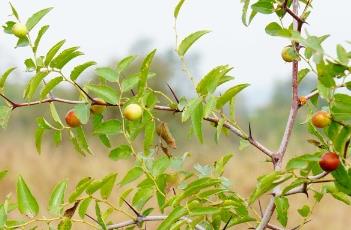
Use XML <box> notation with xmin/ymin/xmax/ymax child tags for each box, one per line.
<box><xmin>65</xmin><ymin>110</ymin><xmax>81</xmax><ymax>128</ymax></box>
<box><xmin>319</xmin><ymin>152</ymin><xmax>340</xmax><ymax>172</ymax></box>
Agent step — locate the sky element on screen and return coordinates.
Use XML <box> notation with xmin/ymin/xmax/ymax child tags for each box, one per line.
<box><xmin>0</xmin><ymin>0</ymin><xmax>350</xmax><ymax>107</ymax></box>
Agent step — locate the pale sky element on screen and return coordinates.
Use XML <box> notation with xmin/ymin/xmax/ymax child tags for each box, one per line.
<box><xmin>0</xmin><ymin>1</ymin><xmax>350</xmax><ymax>106</ymax></box>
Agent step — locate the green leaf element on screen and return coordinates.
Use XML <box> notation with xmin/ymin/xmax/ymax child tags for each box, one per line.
<box><xmin>86</xmin><ymin>84</ymin><xmax>119</xmax><ymax>104</ymax></box>
<box><xmin>70</xmin><ymin>61</ymin><xmax>96</xmax><ymax>81</ymax></box>
<box><xmin>96</xmin><ymin>67</ymin><xmax>118</xmax><ymax>82</ymax></box>
<box><xmin>50</xmin><ymin>47</ymin><xmax>83</xmax><ymax>69</ymax></box>
<box><xmin>58</xmin><ymin>218</ymin><xmax>72</xmax><ymax>230</ymax></box>
<box><xmin>152</xmin><ymin>157</ymin><xmax>171</xmax><ymax>177</ymax></box>
<box><xmin>330</xmin><ymin>191</ymin><xmax>351</xmax><ymax>205</ymax></box>
<box><xmin>275</xmin><ymin>197</ymin><xmax>289</xmax><ymax>227</ymax></box>
<box><xmin>48</xmin><ymin>180</ymin><xmax>67</xmax><ymax>216</ymax></box>
<box><xmin>120</xmin><ymin>167</ymin><xmax>143</xmax><ymax>186</ymax></box>
<box><xmin>251</xmin><ymin>0</ymin><xmax>274</xmax><ymax>14</ymax></box>
<box><xmin>332</xmin><ymin>94</ymin><xmax>351</xmax><ymax>122</ymax></box>
<box><xmin>121</xmin><ymin>72</ymin><xmax>155</xmax><ymax>92</ymax></box>
<box><xmin>116</xmin><ymin>55</ymin><xmax>137</xmax><ymax>74</ymax></box>
<box><xmin>191</xmin><ymin>101</ymin><xmax>203</xmax><ymax>143</ymax></box>
<box><xmin>26</xmin><ymin>7</ymin><xmax>53</xmax><ymax>31</ymax></box>
<box><xmin>74</xmin><ymin>127</ymin><xmax>92</xmax><ymax>155</ymax></box>
<box><xmin>45</xmin><ymin>40</ymin><xmax>66</xmax><ymax>66</ymax></box>
<box><xmin>68</xmin><ymin>177</ymin><xmax>92</xmax><ymax>203</ymax></box>
<box><xmin>249</xmin><ymin>172</ymin><xmax>291</xmax><ymax>204</ymax></box>
<box><xmin>265</xmin><ymin>22</ymin><xmax>291</xmax><ymax>37</ymax></box>
<box><xmin>109</xmin><ymin>145</ymin><xmax>132</xmax><ymax>161</ymax></box>
<box><xmin>286</xmin><ymin>152</ymin><xmax>320</xmax><ymax>170</ymax></box>
<box><xmin>40</xmin><ymin>76</ymin><xmax>63</xmax><ymax>100</ymax></box>
<box><xmin>241</xmin><ymin>0</ymin><xmax>251</xmax><ymax>26</ymax></box>
<box><xmin>95</xmin><ymin>202</ymin><xmax>107</xmax><ymax>230</ymax></box>
<box><xmin>0</xmin><ymin>106</ymin><xmax>12</xmax><ymax>129</ymax></box>
<box><xmin>157</xmin><ymin>206</ymin><xmax>187</xmax><ymax>230</ymax></box>
<box><xmin>178</xmin><ymin>30</ymin><xmax>210</xmax><ymax>57</ymax></box>
<box><xmin>0</xmin><ymin>67</ymin><xmax>16</xmax><ymax>89</ymax></box>
<box><xmin>132</xmin><ymin>187</ymin><xmax>153</xmax><ymax>210</ymax></box>
<box><xmin>138</xmin><ymin>49</ymin><xmax>156</xmax><ymax>95</ymax></box>
<box><xmin>215</xmin><ymin>153</ymin><xmax>233</xmax><ymax>176</ymax></box>
<box><xmin>0</xmin><ymin>204</ymin><xmax>6</xmax><ymax>228</ymax></box>
<box><xmin>24</xmin><ymin>58</ymin><xmax>36</xmax><ymax>72</ymax></box>
<box><xmin>10</xmin><ymin>2</ymin><xmax>19</xmax><ymax>20</ymax></box>
<box><xmin>33</xmin><ymin>25</ymin><xmax>50</xmax><ymax>53</ymax></box>
<box><xmin>298</xmin><ymin>68</ymin><xmax>310</xmax><ymax>83</ymax></box>
<box><xmin>35</xmin><ymin>127</ymin><xmax>44</xmax><ymax>154</ymax></box>
<box><xmin>24</xmin><ymin>71</ymin><xmax>49</xmax><ymax>99</ymax></box>
<box><xmin>143</xmin><ymin>112</ymin><xmax>155</xmax><ymax>155</ymax></box>
<box><xmin>17</xmin><ymin>176</ymin><xmax>39</xmax><ymax>218</ymax></box>
<box><xmin>100</xmin><ymin>173</ymin><xmax>117</xmax><ymax>199</ymax></box>
<box><xmin>74</xmin><ymin>104</ymin><xmax>90</xmax><ymax>125</ymax></box>
<box><xmin>196</xmin><ymin>65</ymin><xmax>232</xmax><ymax>96</ymax></box>
<box><xmin>337</xmin><ymin>44</ymin><xmax>349</xmax><ymax>66</ymax></box>
<box><xmin>16</xmin><ymin>37</ymin><xmax>30</xmax><ymax>48</ymax></box>
<box><xmin>182</xmin><ymin>97</ymin><xmax>203</xmax><ymax>122</ymax></box>
<box><xmin>0</xmin><ymin>170</ymin><xmax>8</xmax><ymax>181</ymax></box>
<box><xmin>298</xmin><ymin>205</ymin><xmax>310</xmax><ymax>217</ymax></box>
<box><xmin>78</xmin><ymin>197</ymin><xmax>92</xmax><ymax>219</ymax></box>
<box><xmin>174</xmin><ymin>0</ymin><xmax>186</xmax><ymax>18</ymax></box>
<box><xmin>94</xmin><ymin>119</ymin><xmax>122</xmax><ymax>136</ymax></box>
<box><xmin>189</xmin><ymin>206</ymin><xmax>221</xmax><ymax>216</ymax></box>
<box><xmin>216</xmin><ymin>84</ymin><xmax>249</xmax><ymax>109</ymax></box>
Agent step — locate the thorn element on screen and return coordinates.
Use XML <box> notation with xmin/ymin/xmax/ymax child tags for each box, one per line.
<box><xmin>248</xmin><ymin>122</ymin><xmax>253</xmax><ymax>139</ymax></box>
<box><xmin>85</xmin><ymin>214</ymin><xmax>99</xmax><ymax>224</ymax></box>
<box><xmin>123</xmin><ymin>198</ymin><xmax>142</xmax><ymax>217</ymax></box>
<box><xmin>167</xmin><ymin>83</ymin><xmax>179</xmax><ymax>104</ymax></box>
<box><xmin>172</xmin><ymin>188</ymin><xmax>176</xmax><ymax>195</ymax></box>
<box><xmin>258</xmin><ymin>200</ymin><xmax>263</xmax><ymax>217</ymax></box>
<box><xmin>222</xmin><ymin>216</ymin><xmax>232</xmax><ymax>230</ymax></box>
<box><xmin>131</xmin><ymin>89</ymin><xmax>136</xmax><ymax>96</ymax></box>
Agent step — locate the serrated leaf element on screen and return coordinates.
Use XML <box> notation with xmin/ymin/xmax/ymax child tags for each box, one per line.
<box><xmin>48</xmin><ymin>180</ymin><xmax>67</xmax><ymax>216</ymax></box>
<box><xmin>24</xmin><ymin>72</ymin><xmax>49</xmax><ymax>99</ymax></box>
<box><xmin>96</xmin><ymin>67</ymin><xmax>118</xmax><ymax>82</ymax></box>
<box><xmin>191</xmin><ymin>101</ymin><xmax>203</xmax><ymax>143</ymax></box>
<box><xmin>50</xmin><ymin>47</ymin><xmax>83</xmax><ymax>69</ymax></box>
<box><xmin>40</xmin><ymin>76</ymin><xmax>63</xmax><ymax>100</ymax></box>
<box><xmin>26</xmin><ymin>7</ymin><xmax>53</xmax><ymax>31</ymax></box>
<box><xmin>100</xmin><ymin>173</ymin><xmax>117</xmax><ymax>199</ymax></box>
<box><xmin>10</xmin><ymin>3</ymin><xmax>19</xmax><ymax>20</ymax></box>
<box><xmin>17</xmin><ymin>176</ymin><xmax>39</xmax><ymax>218</ymax></box>
<box><xmin>182</xmin><ymin>97</ymin><xmax>203</xmax><ymax>122</ymax></box>
<box><xmin>68</xmin><ymin>177</ymin><xmax>92</xmax><ymax>203</ymax></box>
<box><xmin>74</xmin><ymin>104</ymin><xmax>90</xmax><ymax>125</ymax></box>
<box><xmin>35</xmin><ymin>127</ymin><xmax>44</xmax><ymax>154</ymax></box>
<box><xmin>275</xmin><ymin>197</ymin><xmax>289</xmax><ymax>227</ymax></box>
<box><xmin>78</xmin><ymin>197</ymin><xmax>92</xmax><ymax>219</ymax></box>
<box><xmin>94</xmin><ymin>119</ymin><xmax>122</xmax><ymax>136</ymax></box>
<box><xmin>120</xmin><ymin>167</ymin><xmax>143</xmax><ymax>186</ymax></box>
<box><xmin>33</xmin><ymin>25</ymin><xmax>49</xmax><ymax>53</ymax></box>
<box><xmin>109</xmin><ymin>145</ymin><xmax>132</xmax><ymax>161</ymax></box>
<box><xmin>116</xmin><ymin>56</ymin><xmax>137</xmax><ymax>74</ymax></box>
<box><xmin>70</xmin><ymin>61</ymin><xmax>96</xmax><ymax>81</ymax></box>
<box><xmin>196</xmin><ymin>65</ymin><xmax>232</xmax><ymax>96</ymax></box>
<box><xmin>138</xmin><ymin>49</ymin><xmax>156</xmax><ymax>95</ymax></box>
<box><xmin>132</xmin><ymin>187</ymin><xmax>153</xmax><ymax>210</ymax></box>
<box><xmin>0</xmin><ymin>106</ymin><xmax>12</xmax><ymax>129</ymax></box>
<box><xmin>216</xmin><ymin>84</ymin><xmax>249</xmax><ymax>109</ymax></box>
<box><xmin>157</xmin><ymin>206</ymin><xmax>187</xmax><ymax>230</ymax></box>
<box><xmin>174</xmin><ymin>0</ymin><xmax>186</xmax><ymax>18</ymax></box>
<box><xmin>45</xmin><ymin>40</ymin><xmax>66</xmax><ymax>66</ymax></box>
<box><xmin>86</xmin><ymin>85</ymin><xmax>119</xmax><ymax>104</ymax></box>
<box><xmin>0</xmin><ymin>67</ymin><xmax>16</xmax><ymax>89</ymax></box>
<box><xmin>178</xmin><ymin>30</ymin><xmax>210</xmax><ymax>57</ymax></box>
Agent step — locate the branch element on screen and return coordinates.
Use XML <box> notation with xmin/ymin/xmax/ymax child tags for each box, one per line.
<box><xmin>257</xmin><ymin>0</ymin><xmax>301</xmax><ymax>229</ymax></box>
<box><xmin>0</xmin><ymin>93</ymin><xmax>273</xmax><ymax>158</ymax></box>
<box><xmin>284</xmin><ymin>172</ymin><xmax>329</xmax><ymax>196</ymax></box>
<box><xmin>106</xmin><ymin>215</ymin><xmax>205</xmax><ymax>230</ymax></box>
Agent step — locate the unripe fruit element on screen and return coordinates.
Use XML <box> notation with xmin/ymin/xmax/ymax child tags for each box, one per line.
<box><xmin>123</xmin><ymin>103</ymin><xmax>143</xmax><ymax>121</ymax></box>
<box><xmin>12</xmin><ymin>23</ymin><xmax>28</xmax><ymax>38</ymax></box>
<box><xmin>90</xmin><ymin>98</ymin><xmax>106</xmax><ymax>114</ymax></box>
<box><xmin>312</xmin><ymin>111</ymin><xmax>331</xmax><ymax>128</ymax></box>
<box><xmin>319</xmin><ymin>152</ymin><xmax>340</xmax><ymax>172</ymax></box>
<box><xmin>65</xmin><ymin>110</ymin><xmax>81</xmax><ymax>128</ymax></box>
<box><xmin>281</xmin><ymin>46</ymin><xmax>299</xmax><ymax>62</ymax></box>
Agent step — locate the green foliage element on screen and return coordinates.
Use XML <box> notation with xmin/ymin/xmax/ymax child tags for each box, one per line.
<box><xmin>1</xmin><ymin>1</ymin><xmax>351</xmax><ymax>229</ymax></box>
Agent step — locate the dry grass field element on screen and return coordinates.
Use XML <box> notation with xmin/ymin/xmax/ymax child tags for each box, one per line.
<box><xmin>1</xmin><ymin>123</ymin><xmax>350</xmax><ymax>230</ymax></box>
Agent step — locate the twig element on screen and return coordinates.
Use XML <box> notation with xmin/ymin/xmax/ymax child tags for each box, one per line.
<box><xmin>106</xmin><ymin>215</ymin><xmax>206</xmax><ymax>230</ymax></box>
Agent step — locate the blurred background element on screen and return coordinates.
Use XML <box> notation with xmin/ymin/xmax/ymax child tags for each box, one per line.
<box><xmin>0</xmin><ymin>0</ymin><xmax>351</xmax><ymax>229</ymax></box>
